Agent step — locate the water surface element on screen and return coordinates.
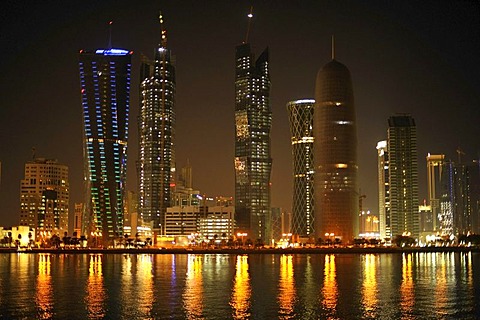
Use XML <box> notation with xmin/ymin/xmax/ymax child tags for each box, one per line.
<box><xmin>0</xmin><ymin>252</ymin><xmax>478</xmax><ymax>319</ymax></box>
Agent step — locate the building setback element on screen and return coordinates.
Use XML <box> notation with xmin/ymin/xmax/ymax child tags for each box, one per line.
<box><xmin>387</xmin><ymin>115</ymin><xmax>419</xmax><ymax>239</ymax></box>
<box><xmin>79</xmin><ymin>48</ymin><xmax>132</xmax><ymax>244</ymax></box>
<box><xmin>287</xmin><ymin>99</ymin><xmax>315</xmax><ymax>238</ymax></box>
<box><xmin>234</xmin><ymin>42</ymin><xmax>272</xmax><ymax>242</ymax></box>
<box><xmin>19</xmin><ymin>158</ymin><xmax>69</xmax><ymax>240</ymax></box>
<box><xmin>314</xmin><ymin>54</ymin><xmax>358</xmax><ymax>243</ymax></box>
<box><xmin>138</xmin><ymin>14</ymin><xmax>176</xmax><ymax>234</ymax></box>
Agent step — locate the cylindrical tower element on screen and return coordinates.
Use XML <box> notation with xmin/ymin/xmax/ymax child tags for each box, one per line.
<box><xmin>313</xmin><ymin>59</ymin><xmax>358</xmax><ymax>243</ymax></box>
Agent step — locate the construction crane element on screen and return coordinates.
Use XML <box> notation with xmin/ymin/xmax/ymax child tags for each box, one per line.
<box><xmin>456</xmin><ymin>147</ymin><xmax>465</xmax><ymax>164</ymax></box>
<box><xmin>359</xmin><ymin>194</ymin><xmax>367</xmax><ymax>214</ymax></box>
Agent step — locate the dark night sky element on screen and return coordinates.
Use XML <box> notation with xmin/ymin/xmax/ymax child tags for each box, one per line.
<box><xmin>0</xmin><ymin>1</ymin><xmax>479</xmax><ymax>228</ymax></box>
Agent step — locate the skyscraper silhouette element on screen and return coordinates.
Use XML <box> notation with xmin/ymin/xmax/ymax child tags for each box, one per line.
<box><xmin>287</xmin><ymin>99</ymin><xmax>315</xmax><ymax>238</ymax></box>
<box><xmin>138</xmin><ymin>14</ymin><xmax>176</xmax><ymax>234</ymax></box>
<box><xmin>314</xmin><ymin>44</ymin><xmax>358</xmax><ymax>242</ymax></box>
<box><xmin>79</xmin><ymin>48</ymin><xmax>132</xmax><ymax>244</ymax></box>
<box><xmin>234</xmin><ymin>40</ymin><xmax>272</xmax><ymax>242</ymax></box>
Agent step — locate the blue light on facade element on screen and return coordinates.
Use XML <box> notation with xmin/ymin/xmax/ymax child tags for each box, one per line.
<box><xmin>95</xmin><ymin>48</ymin><xmax>131</xmax><ymax>56</ymax></box>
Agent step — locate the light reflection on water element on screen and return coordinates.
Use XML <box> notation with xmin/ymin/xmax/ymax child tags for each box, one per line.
<box><xmin>36</xmin><ymin>254</ymin><xmax>53</xmax><ymax>319</ymax></box>
<box><xmin>322</xmin><ymin>254</ymin><xmax>338</xmax><ymax>317</ymax></box>
<box><xmin>362</xmin><ymin>254</ymin><xmax>377</xmax><ymax>318</ymax></box>
<box><xmin>0</xmin><ymin>252</ymin><xmax>478</xmax><ymax>319</ymax></box>
<box><xmin>86</xmin><ymin>254</ymin><xmax>105</xmax><ymax>319</ymax></box>
<box><xmin>183</xmin><ymin>255</ymin><xmax>204</xmax><ymax>319</ymax></box>
<box><xmin>278</xmin><ymin>254</ymin><xmax>295</xmax><ymax>319</ymax></box>
<box><xmin>231</xmin><ymin>255</ymin><xmax>251</xmax><ymax>319</ymax></box>
<box><xmin>400</xmin><ymin>253</ymin><xmax>414</xmax><ymax>319</ymax></box>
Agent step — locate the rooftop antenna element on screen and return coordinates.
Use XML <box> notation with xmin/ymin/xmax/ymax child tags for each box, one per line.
<box><xmin>244</xmin><ymin>6</ymin><xmax>254</xmax><ymax>44</ymax></box>
<box><xmin>159</xmin><ymin>11</ymin><xmax>167</xmax><ymax>47</ymax></box>
<box><xmin>32</xmin><ymin>147</ymin><xmax>36</xmax><ymax>160</ymax></box>
<box><xmin>108</xmin><ymin>20</ymin><xmax>113</xmax><ymax>49</ymax></box>
<box><xmin>331</xmin><ymin>34</ymin><xmax>335</xmax><ymax>60</ymax></box>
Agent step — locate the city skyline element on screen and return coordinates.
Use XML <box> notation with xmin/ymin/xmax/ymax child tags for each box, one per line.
<box><xmin>0</xmin><ymin>1</ymin><xmax>479</xmax><ymax>228</ymax></box>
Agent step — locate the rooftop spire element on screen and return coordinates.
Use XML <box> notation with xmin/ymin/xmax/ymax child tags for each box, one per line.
<box><xmin>244</xmin><ymin>6</ymin><xmax>254</xmax><ymax>44</ymax></box>
<box><xmin>108</xmin><ymin>20</ymin><xmax>113</xmax><ymax>49</ymax></box>
<box><xmin>159</xmin><ymin>11</ymin><xmax>167</xmax><ymax>47</ymax></box>
<box><xmin>331</xmin><ymin>34</ymin><xmax>335</xmax><ymax>60</ymax></box>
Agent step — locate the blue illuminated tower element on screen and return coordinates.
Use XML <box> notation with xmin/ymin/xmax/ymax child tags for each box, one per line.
<box><xmin>138</xmin><ymin>13</ymin><xmax>176</xmax><ymax>233</ymax></box>
<box><xmin>79</xmin><ymin>48</ymin><xmax>132</xmax><ymax>244</ymax></box>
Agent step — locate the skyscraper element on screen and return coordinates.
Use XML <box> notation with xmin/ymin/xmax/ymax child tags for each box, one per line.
<box><xmin>19</xmin><ymin>158</ymin><xmax>69</xmax><ymax>240</ymax></box>
<box><xmin>313</xmin><ymin>46</ymin><xmax>358</xmax><ymax>243</ymax></box>
<box><xmin>79</xmin><ymin>47</ymin><xmax>132</xmax><ymax>244</ymax></box>
<box><xmin>439</xmin><ymin>159</ymin><xmax>480</xmax><ymax>236</ymax></box>
<box><xmin>387</xmin><ymin>115</ymin><xmax>419</xmax><ymax>239</ymax></box>
<box><xmin>439</xmin><ymin>160</ymin><xmax>456</xmax><ymax>236</ymax></box>
<box><xmin>426</xmin><ymin>153</ymin><xmax>445</xmax><ymax>231</ymax></box>
<box><xmin>287</xmin><ymin>99</ymin><xmax>315</xmax><ymax>238</ymax></box>
<box><xmin>376</xmin><ymin>140</ymin><xmax>391</xmax><ymax>241</ymax></box>
<box><xmin>234</xmin><ymin>40</ymin><xmax>272</xmax><ymax>242</ymax></box>
<box><xmin>138</xmin><ymin>14</ymin><xmax>176</xmax><ymax>234</ymax></box>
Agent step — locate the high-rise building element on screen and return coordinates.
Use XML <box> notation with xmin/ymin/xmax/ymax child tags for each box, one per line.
<box><xmin>439</xmin><ymin>160</ymin><xmax>480</xmax><ymax>236</ymax></box>
<box><xmin>19</xmin><ymin>158</ymin><xmax>69</xmax><ymax>240</ymax></box>
<box><xmin>79</xmin><ymin>47</ymin><xmax>132</xmax><ymax>244</ymax></box>
<box><xmin>138</xmin><ymin>14</ymin><xmax>176</xmax><ymax>234</ymax></box>
<box><xmin>426</xmin><ymin>154</ymin><xmax>445</xmax><ymax>231</ymax></box>
<box><xmin>376</xmin><ymin>140</ymin><xmax>391</xmax><ymax>241</ymax></box>
<box><xmin>234</xmin><ymin>41</ymin><xmax>272</xmax><ymax>241</ymax></box>
<box><xmin>470</xmin><ymin>161</ymin><xmax>480</xmax><ymax>234</ymax></box>
<box><xmin>313</xmin><ymin>48</ymin><xmax>358</xmax><ymax>242</ymax></box>
<box><xmin>287</xmin><ymin>99</ymin><xmax>315</xmax><ymax>238</ymax></box>
<box><xmin>387</xmin><ymin>115</ymin><xmax>419</xmax><ymax>239</ymax></box>
<box><xmin>439</xmin><ymin>160</ymin><xmax>455</xmax><ymax>236</ymax></box>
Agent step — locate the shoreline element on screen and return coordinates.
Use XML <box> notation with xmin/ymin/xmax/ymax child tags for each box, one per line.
<box><xmin>0</xmin><ymin>246</ymin><xmax>478</xmax><ymax>255</ymax></box>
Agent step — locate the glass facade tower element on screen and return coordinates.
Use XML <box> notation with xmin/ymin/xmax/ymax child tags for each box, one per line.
<box><xmin>314</xmin><ymin>59</ymin><xmax>358</xmax><ymax>242</ymax></box>
<box><xmin>138</xmin><ymin>21</ymin><xmax>175</xmax><ymax>234</ymax></box>
<box><xmin>79</xmin><ymin>48</ymin><xmax>132</xmax><ymax>244</ymax></box>
<box><xmin>376</xmin><ymin>140</ymin><xmax>391</xmax><ymax>241</ymax></box>
<box><xmin>387</xmin><ymin>115</ymin><xmax>419</xmax><ymax>239</ymax></box>
<box><xmin>234</xmin><ymin>43</ymin><xmax>272</xmax><ymax>241</ymax></box>
<box><xmin>426</xmin><ymin>154</ymin><xmax>445</xmax><ymax>232</ymax></box>
<box><xmin>440</xmin><ymin>160</ymin><xmax>480</xmax><ymax>236</ymax></box>
<box><xmin>287</xmin><ymin>99</ymin><xmax>315</xmax><ymax>238</ymax></box>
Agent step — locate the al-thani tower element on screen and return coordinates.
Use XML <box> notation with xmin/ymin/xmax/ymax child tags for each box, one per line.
<box><xmin>314</xmin><ymin>38</ymin><xmax>358</xmax><ymax>242</ymax></box>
